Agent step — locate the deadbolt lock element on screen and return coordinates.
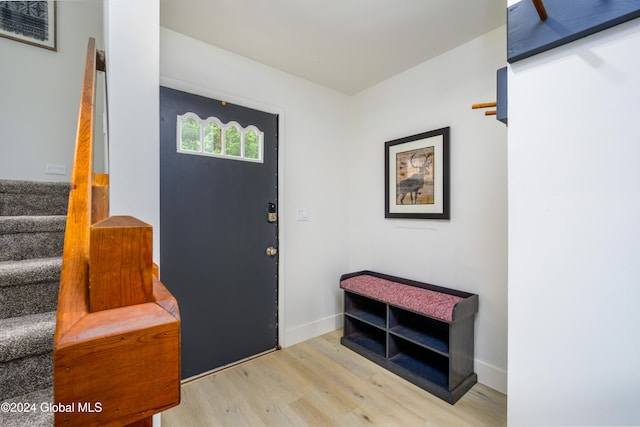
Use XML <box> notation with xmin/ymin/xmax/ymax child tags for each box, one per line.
<box><xmin>267</xmin><ymin>202</ymin><xmax>277</xmax><ymax>223</ymax></box>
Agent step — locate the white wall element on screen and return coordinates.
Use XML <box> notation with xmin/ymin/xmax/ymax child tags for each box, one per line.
<box><xmin>349</xmin><ymin>27</ymin><xmax>508</xmax><ymax>393</ymax></box>
<box><xmin>0</xmin><ymin>0</ymin><xmax>104</xmax><ymax>182</ymax></box>
<box><xmin>160</xmin><ymin>28</ymin><xmax>352</xmax><ymax>347</ymax></box>
<box><xmin>105</xmin><ymin>0</ymin><xmax>160</xmax><ymax>261</ymax></box>
<box><xmin>508</xmin><ymin>16</ymin><xmax>640</xmax><ymax>426</ymax></box>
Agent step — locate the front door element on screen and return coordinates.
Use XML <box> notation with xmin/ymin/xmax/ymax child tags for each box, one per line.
<box><xmin>159</xmin><ymin>86</ymin><xmax>278</xmax><ymax>379</ymax></box>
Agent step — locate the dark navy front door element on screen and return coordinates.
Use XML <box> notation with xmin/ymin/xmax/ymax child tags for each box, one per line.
<box><xmin>160</xmin><ymin>86</ymin><xmax>278</xmax><ymax>379</ymax></box>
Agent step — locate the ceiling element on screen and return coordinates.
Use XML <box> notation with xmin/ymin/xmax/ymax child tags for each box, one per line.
<box><xmin>160</xmin><ymin>0</ymin><xmax>506</xmax><ymax>95</ymax></box>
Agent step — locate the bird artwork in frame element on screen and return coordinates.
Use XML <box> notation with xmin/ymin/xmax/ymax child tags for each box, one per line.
<box><xmin>385</xmin><ymin>127</ymin><xmax>450</xmax><ymax>219</ymax></box>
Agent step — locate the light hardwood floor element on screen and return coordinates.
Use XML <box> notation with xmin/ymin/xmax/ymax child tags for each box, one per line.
<box><xmin>162</xmin><ymin>329</ymin><xmax>506</xmax><ymax>426</ymax></box>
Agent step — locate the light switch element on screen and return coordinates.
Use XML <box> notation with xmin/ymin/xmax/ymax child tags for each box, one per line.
<box><xmin>296</xmin><ymin>208</ymin><xmax>309</xmax><ymax>221</ymax></box>
<box><xmin>46</xmin><ymin>164</ymin><xmax>66</xmax><ymax>175</ymax></box>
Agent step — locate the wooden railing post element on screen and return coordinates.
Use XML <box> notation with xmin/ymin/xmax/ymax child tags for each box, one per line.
<box><xmin>89</xmin><ymin>216</ymin><xmax>154</xmax><ymax>312</ymax></box>
<box><xmin>91</xmin><ymin>173</ymin><xmax>109</xmax><ymax>224</ymax></box>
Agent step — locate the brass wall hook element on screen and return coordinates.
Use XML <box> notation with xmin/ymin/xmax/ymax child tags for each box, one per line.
<box><xmin>532</xmin><ymin>0</ymin><xmax>548</xmax><ymax>21</ymax></box>
<box><xmin>471</xmin><ymin>102</ymin><xmax>497</xmax><ymax>116</ymax></box>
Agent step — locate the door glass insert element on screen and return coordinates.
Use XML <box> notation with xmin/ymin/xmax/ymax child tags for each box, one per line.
<box><xmin>180</xmin><ymin>117</ymin><xmax>201</xmax><ymax>152</ymax></box>
<box><xmin>177</xmin><ymin>112</ymin><xmax>264</xmax><ymax>163</ymax></box>
<box><xmin>245</xmin><ymin>129</ymin><xmax>260</xmax><ymax>160</ymax></box>
<box><xmin>225</xmin><ymin>125</ymin><xmax>241</xmax><ymax>157</ymax></box>
<box><xmin>203</xmin><ymin>122</ymin><xmax>221</xmax><ymax>154</ymax></box>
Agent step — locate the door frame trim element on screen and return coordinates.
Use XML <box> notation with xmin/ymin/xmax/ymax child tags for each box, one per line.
<box><xmin>159</xmin><ymin>76</ymin><xmax>287</xmax><ymax>347</ymax></box>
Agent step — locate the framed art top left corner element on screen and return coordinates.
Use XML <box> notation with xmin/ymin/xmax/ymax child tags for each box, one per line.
<box><xmin>0</xmin><ymin>1</ymin><xmax>57</xmax><ymax>51</ymax></box>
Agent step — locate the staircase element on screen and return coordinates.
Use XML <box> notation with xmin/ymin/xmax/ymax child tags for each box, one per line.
<box><xmin>0</xmin><ymin>179</ymin><xmax>69</xmax><ymax>427</ymax></box>
<box><xmin>0</xmin><ymin>39</ymin><xmax>180</xmax><ymax>426</ymax></box>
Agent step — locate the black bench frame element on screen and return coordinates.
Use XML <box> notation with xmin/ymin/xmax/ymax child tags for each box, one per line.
<box><xmin>340</xmin><ymin>270</ymin><xmax>479</xmax><ymax>404</ymax></box>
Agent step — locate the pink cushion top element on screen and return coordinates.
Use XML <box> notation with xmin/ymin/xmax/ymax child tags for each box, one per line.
<box><xmin>341</xmin><ymin>275</ymin><xmax>463</xmax><ymax>322</ymax></box>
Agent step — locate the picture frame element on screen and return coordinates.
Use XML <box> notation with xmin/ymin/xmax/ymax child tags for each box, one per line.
<box><xmin>385</xmin><ymin>127</ymin><xmax>450</xmax><ymax>219</ymax></box>
<box><xmin>0</xmin><ymin>1</ymin><xmax>57</xmax><ymax>51</ymax></box>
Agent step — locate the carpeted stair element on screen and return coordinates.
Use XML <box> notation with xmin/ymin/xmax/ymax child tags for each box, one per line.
<box><xmin>0</xmin><ymin>180</ymin><xmax>69</xmax><ymax>427</ymax></box>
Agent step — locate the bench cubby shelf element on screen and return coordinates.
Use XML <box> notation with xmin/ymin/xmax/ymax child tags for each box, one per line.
<box><xmin>340</xmin><ymin>270</ymin><xmax>478</xmax><ymax>404</ymax></box>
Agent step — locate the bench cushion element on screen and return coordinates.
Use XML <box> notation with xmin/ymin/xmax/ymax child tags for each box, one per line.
<box><xmin>340</xmin><ymin>274</ymin><xmax>463</xmax><ymax>322</ymax></box>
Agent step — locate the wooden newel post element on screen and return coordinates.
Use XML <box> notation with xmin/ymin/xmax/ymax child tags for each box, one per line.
<box><xmin>89</xmin><ymin>215</ymin><xmax>154</xmax><ymax>312</ymax></box>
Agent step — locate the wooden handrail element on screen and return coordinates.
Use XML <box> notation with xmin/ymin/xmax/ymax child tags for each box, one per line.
<box><xmin>54</xmin><ymin>38</ymin><xmax>180</xmax><ymax>427</ymax></box>
<box><xmin>55</xmin><ymin>38</ymin><xmax>96</xmax><ymax>341</ymax></box>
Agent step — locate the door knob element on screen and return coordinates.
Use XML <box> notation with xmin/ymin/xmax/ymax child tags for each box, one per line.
<box><xmin>266</xmin><ymin>246</ymin><xmax>278</xmax><ymax>257</ymax></box>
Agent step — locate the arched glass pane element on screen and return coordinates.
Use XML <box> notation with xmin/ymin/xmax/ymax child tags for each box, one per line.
<box><xmin>245</xmin><ymin>130</ymin><xmax>259</xmax><ymax>160</ymax></box>
<box><xmin>177</xmin><ymin>114</ymin><xmax>263</xmax><ymax>163</ymax></box>
<box><xmin>225</xmin><ymin>126</ymin><xmax>241</xmax><ymax>157</ymax></box>
<box><xmin>181</xmin><ymin>118</ymin><xmax>201</xmax><ymax>152</ymax></box>
<box><xmin>203</xmin><ymin>122</ymin><xmax>221</xmax><ymax>154</ymax></box>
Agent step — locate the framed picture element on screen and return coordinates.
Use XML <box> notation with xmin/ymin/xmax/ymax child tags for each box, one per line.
<box><xmin>0</xmin><ymin>1</ymin><xmax>57</xmax><ymax>51</ymax></box>
<box><xmin>385</xmin><ymin>127</ymin><xmax>450</xmax><ymax>219</ymax></box>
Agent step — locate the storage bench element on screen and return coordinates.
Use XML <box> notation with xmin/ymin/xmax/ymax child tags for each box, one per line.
<box><xmin>340</xmin><ymin>270</ymin><xmax>478</xmax><ymax>404</ymax></box>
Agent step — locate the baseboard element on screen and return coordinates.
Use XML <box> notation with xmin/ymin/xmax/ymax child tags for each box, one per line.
<box><xmin>475</xmin><ymin>358</ymin><xmax>507</xmax><ymax>394</ymax></box>
<box><xmin>284</xmin><ymin>313</ymin><xmax>343</xmax><ymax>347</ymax></box>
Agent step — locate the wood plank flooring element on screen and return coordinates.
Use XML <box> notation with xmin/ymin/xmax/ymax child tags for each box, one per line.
<box><xmin>162</xmin><ymin>329</ymin><xmax>506</xmax><ymax>426</ymax></box>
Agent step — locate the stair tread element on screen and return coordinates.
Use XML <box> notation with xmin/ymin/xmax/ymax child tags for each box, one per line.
<box><xmin>0</xmin><ymin>257</ymin><xmax>62</xmax><ymax>288</ymax></box>
<box><xmin>0</xmin><ymin>179</ymin><xmax>69</xmax><ymax>217</ymax></box>
<box><xmin>0</xmin><ymin>179</ymin><xmax>69</xmax><ymax>194</ymax></box>
<box><xmin>0</xmin><ymin>216</ymin><xmax>66</xmax><ymax>234</ymax></box>
<box><xmin>0</xmin><ymin>312</ymin><xmax>56</xmax><ymax>363</ymax></box>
